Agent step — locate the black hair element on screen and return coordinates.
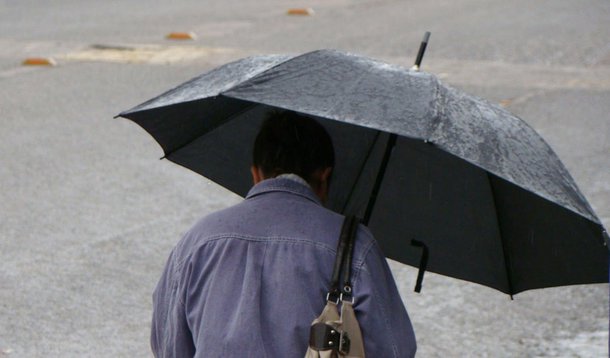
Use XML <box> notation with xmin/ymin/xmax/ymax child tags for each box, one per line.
<box><xmin>253</xmin><ymin>110</ymin><xmax>334</xmax><ymax>184</ymax></box>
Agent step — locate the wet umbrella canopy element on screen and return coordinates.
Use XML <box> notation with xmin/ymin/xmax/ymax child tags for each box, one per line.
<box><xmin>118</xmin><ymin>49</ymin><xmax>608</xmax><ymax>296</ymax></box>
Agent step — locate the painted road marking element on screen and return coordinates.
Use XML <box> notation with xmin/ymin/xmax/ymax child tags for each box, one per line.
<box><xmin>59</xmin><ymin>44</ymin><xmax>236</xmax><ymax>65</ymax></box>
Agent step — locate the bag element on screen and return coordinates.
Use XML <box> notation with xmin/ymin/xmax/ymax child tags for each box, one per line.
<box><xmin>305</xmin><ymin>216</ymin><xmax>365</xmax><ymax>358</ymax></box>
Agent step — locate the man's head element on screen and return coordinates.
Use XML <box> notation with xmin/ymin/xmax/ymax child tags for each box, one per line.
<box><xmin>251</xmin><ymin>110</ymin><xmax>335</xmax><ymax>202</ymax></box>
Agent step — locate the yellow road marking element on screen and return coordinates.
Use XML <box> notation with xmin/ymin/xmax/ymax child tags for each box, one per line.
<box><xmin>60</xmin><ymin>44</ymin><xmax>235</xmax><ymax>64</ymax></box>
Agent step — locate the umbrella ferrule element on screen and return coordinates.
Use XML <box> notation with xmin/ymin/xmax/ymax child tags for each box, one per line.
<box><xmin>412</xmin><ymin>31</ymin><xmax>431</xmax><ymax>71</ymax></box>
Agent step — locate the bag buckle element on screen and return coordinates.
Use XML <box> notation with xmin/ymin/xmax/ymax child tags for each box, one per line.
<box><xmin>308</xmin><ymin>323</ymin><xmax>351</xmax><ymax>355</ymax></box>
<box><xmin>309</xmin><ymin>323</ymin><xmax>341</xmax><ymax>350</ymax></box>
<box><xmin>326</xmin><ymin>291</ymin><xmax>340</xmax><ymax>304</ymax></box>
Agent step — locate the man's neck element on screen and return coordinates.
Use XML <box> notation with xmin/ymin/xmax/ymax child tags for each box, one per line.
<box><xmin>275</xmin><ymin>173</ymin><xmax>311</xmax><ymax>188</ymax></box>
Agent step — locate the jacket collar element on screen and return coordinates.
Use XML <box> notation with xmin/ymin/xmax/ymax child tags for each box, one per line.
<box><xmin>246</xmin><ymin>177</ymin><xmax>322</xmax><ymax>206</ymax></box>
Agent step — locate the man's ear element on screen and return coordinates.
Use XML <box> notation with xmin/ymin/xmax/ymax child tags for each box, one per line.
<box><xmin>319</xmin><ymin>167</ymin><xmax>332</xmax><ymax>183</ymax></box>
<box><xmin>251</xmin><ymin>165</ymin><xmax>265</xmax><ymax>184</ymax></box>
<box><xmin>312</xmin><ymin>167</ymin><xmax>333</xmax><ymax>203</ymax></box>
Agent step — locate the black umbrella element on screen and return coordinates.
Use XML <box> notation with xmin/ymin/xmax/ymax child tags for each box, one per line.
<box><xmin>118</xmin><ymin>48</ymin><xmax>608</xmax><ymax>296</ymax></box>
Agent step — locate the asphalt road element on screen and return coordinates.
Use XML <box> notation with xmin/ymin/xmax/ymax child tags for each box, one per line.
<box><xmin>1</xmin><ymin>1</ymin><xmax>609</xmax><ymax>357</ymax></box>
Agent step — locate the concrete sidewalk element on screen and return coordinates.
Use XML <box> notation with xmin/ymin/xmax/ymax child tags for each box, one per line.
<box><xmin>1</xmin><ymin>0</ymin><xmax>608</xmax><ymax>356</ymax></box>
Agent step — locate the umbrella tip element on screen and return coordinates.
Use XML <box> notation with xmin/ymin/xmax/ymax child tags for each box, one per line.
<box><xmin>412</xmin><ymin>31</ymin><xmax>431</xmax><ymax>71</ymax></box>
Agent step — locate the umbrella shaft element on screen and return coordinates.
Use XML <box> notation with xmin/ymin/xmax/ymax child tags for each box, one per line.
<box><xmin>363</xmin><ymin>133</ymin><xmax>397</xmax><ymax>225</ymax></box>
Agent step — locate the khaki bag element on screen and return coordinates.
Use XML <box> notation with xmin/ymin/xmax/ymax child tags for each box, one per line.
<box><xmin>305</xmin><ymin>216</ymin><xmax>365</xmax><ymax>358</ymax></box>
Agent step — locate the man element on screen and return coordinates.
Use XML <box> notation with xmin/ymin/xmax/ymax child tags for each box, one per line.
<box><xmin>151</xmin><ymin>111</ymin><xmax>417</xmax><ymax>357</ymax></box>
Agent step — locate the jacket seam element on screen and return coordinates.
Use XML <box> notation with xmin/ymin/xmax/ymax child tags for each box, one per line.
<box><xmin>359</xmin><ymin>240</ymin><xmax>401</xmax><ymax>357</ymax></box>
<box><xmin>258</xmin><ymin>241</ymin><xmax>270</xmax><ymax>358</ymax></box>
<box><xmin>350</xmin><ymin>233</ymin><xmax>376</xmax><ymax>287</ymax></box>
<box><xmin>191</xmin><ymin>233</ymin><xmax>338</xmax><ymax>254</ymax></box>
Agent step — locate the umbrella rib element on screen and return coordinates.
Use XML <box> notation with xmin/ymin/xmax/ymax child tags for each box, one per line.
<box><xmin>424</xmin><ymin>76</ymin><xmax>444</xmax><ymax>142</ymax></box>
<box><xmin>226</xmin><ymin>49</ymin><xmax>331</xmax><ymax>94</ymax></box>
<box><xmin>340</xmin><ymin>130</ymin><xmax>382</xmax><ymax>215</ymax></box>
<box><xmin>162</xmin><ymin>100</ymin><xmax>259</xmax><ymax>159</ymax></box>
<box><xmin>486</xmin><ymin>172</ymin><xmax>515</xmax><ymax>299</ymax></box>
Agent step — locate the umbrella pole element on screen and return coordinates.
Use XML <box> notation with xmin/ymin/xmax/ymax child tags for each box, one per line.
<box><xmin>362</xmin><ymin>133</ymin><xmax>430</xmax><ymax>294</ymax></box>
<box><xmin>363</xmin><ymin>133</ymin><xmax>397</xmax><ymax>225</ymax></box>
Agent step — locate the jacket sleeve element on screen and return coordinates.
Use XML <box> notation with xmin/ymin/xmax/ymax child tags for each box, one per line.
<box><xmin>353</xmin><ymin>235</ymin><xmax>417</xmax><ymax>358</ymax></box>
<box><xmin>151</xmin><ymin>248</ymin><xmax>196</xmax><ymax>357</ymax></box>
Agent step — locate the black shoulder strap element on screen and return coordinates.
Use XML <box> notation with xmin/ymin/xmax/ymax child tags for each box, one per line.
<box><xmin>327</xmin><ymin>215</ymin><xmax>359</xmax><ymax>302</ymax></box>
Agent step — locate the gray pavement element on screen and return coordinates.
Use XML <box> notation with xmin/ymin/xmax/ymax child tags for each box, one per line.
<box><xmin>1</xmin><ymin>0</ymin><xmax>609</xmax><ymax>356</ymax></box>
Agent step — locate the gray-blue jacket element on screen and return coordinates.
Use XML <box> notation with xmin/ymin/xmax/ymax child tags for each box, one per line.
<box><xmin>151</xmin><ymin>177</ymin><xmax>416</xmax><ymax>357</ymax></box>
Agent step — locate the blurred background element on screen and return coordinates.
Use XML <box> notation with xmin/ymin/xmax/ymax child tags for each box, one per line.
<box><xmin>1</xmin><ymin>1</ymin><xmax>609</xmax><ymax>356</ymax></box>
